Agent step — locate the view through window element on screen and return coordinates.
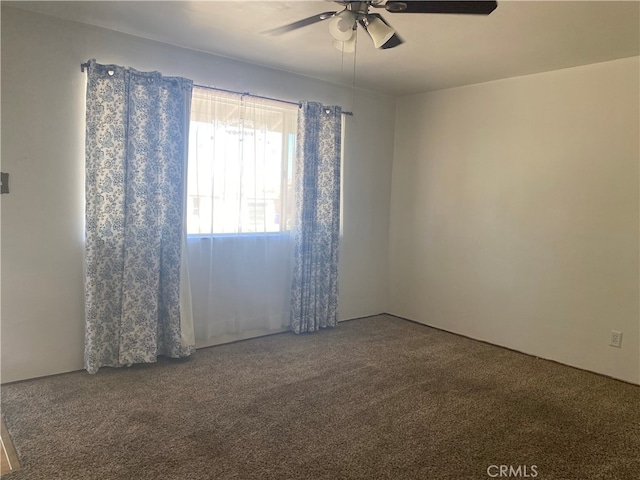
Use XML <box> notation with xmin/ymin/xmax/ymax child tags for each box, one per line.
<box><xmin>187</xmin><ymin>87</ymin><xmax>298</xmax><ymax>235</ymax></box>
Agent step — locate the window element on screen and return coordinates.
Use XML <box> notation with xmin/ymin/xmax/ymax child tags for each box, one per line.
<box><xmin>187</xmin><ymin>87</ymin><xmax>298</xmax><ymax>235</ymax></box>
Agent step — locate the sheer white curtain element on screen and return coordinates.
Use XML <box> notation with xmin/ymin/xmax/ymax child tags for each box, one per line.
<box><xmin>185</xmin><ymin>87</ymin><xmax>298</xmax><ymax>346</ymax></box>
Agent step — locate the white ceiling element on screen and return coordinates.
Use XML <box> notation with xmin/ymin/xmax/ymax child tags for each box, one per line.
<box><xmin>8</xmin><ymin>1</ymin><xmax>640</xmax><ymax>95</ymax></box>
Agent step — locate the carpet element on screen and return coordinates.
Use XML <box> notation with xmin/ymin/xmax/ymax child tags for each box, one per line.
<box><xmin>1</xmin><ymin>315</ymin><xmax>639</xmax><ymax>479</ymax></box>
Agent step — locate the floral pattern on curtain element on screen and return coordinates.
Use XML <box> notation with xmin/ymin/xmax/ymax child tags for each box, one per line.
<box><xmin>290</xmin><ymin>102</ymin><xmax>342</xmax><ymax>334</ymax></box>
<box><xmin>84</xmin><ymin>59</ymin><xmax>195</xmax><ymax>374</ymax></box>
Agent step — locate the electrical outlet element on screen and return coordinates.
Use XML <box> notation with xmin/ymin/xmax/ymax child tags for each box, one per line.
<box><xmin>610</xmin><ymin>330</ymin><xmax>623</xmax><ymax>348</ymax></box>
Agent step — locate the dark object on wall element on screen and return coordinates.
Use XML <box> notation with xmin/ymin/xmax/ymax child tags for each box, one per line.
<box><xmin>1</xmin><ymin>173</ymin><xmax>8</xmax><ymax>194</ymax></box>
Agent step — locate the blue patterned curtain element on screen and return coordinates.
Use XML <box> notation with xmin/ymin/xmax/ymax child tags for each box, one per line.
<box><xmin>84</xmin><ymin>60</ymin><xmax>195</xmax><ymax>373</ymax></box>
<box><xmin>290</xmin><ymin>102</ymin><xmax>342</xmax><ymax>333</ymax></box>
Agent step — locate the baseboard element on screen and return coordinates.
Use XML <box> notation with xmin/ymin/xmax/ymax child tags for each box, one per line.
<box><xmin>383</xmin><ymin>313</ymin><xmax>640</xmax><ymax>387</ymax></box>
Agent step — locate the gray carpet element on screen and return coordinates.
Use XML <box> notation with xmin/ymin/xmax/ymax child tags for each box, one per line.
<box><xmin>1</xmin><ymin>315</ymin><xmax>639</xmax><ymax>480</ymax></box>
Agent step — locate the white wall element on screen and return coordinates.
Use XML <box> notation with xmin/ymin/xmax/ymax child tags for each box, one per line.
<box><xmin>1</xmin><ymin>7</ymin><xmax>395</xmax><ymax>382</ymax></box>
<box><xmin>389</xmin><ymin>57</ymin><xmax>640</xmax><ymax>384</ymax></box>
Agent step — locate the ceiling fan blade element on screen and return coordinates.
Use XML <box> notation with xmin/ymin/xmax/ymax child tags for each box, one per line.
<box><xmin>261</xmin><ymin>11</ymin><xmax>337</xmax><ymax>35</ymax></box>
<box><xmin>385</xmin><ymin>1</ymin><xmax>498</xmax><ymax>15</ymax></box>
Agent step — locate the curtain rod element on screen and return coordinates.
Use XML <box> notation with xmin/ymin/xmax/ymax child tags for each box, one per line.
<box><xmin>194</xmin><ymin>84</ymin><xmax>354</xmax><ymax>117</ymax></box>
<box><xmin>80</xmin><ymin>63</ymin><xmax>353</xmax><ymax>116</ymax></box>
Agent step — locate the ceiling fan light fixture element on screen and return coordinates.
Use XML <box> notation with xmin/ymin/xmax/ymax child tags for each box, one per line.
<box><xmin>333</xmin><ymin>34</ymin><xmax>356</xmax><ymax>53</ymax></box>
<box><xmin>329</xmin><ymin>10</ymin><xmax>356</xmax><ymax>41</ymax></box>
<box><xmin>364</xmin><ymin>15</ymin><xmax>395</xmax><ymax>49</ymax></box>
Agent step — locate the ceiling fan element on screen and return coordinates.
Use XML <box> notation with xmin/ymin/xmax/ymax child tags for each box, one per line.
<box><xmin>263</xmin><ymin>1</ymin><xmax>498</xmax><ymax>52</ymax></box>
